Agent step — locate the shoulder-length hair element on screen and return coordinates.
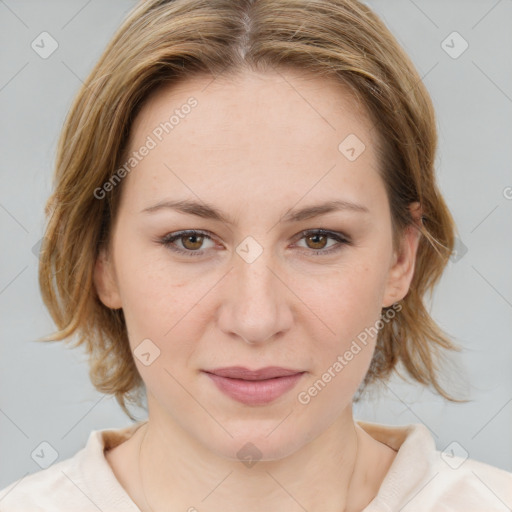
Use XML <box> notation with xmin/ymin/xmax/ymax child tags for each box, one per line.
<box><xmin>38</xmin><ymin>0</ymin><xmax>464</xmax><ymax>420</ymax></box>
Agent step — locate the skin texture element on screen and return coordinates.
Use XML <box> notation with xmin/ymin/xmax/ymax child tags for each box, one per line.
<box><xmin>95</xmin><ymin>68</ymin><xmax>422</xmax><ymax>512</ymax></box>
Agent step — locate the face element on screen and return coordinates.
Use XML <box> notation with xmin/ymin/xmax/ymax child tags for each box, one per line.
<box><xmin>94</xmin><ymin>68</ymin><xmax>420</xmax><ymax>461</ymax></box>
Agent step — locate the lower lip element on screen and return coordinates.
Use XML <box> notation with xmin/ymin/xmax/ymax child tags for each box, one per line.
<box><xmin>204</xmin><ymin>372</ymin><xmax>305</xmax><ymax>405</ymax></box>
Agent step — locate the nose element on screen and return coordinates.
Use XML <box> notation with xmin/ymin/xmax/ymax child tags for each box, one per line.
<box><xmin>217</xmin><ymin>252</ymin><xmax>294</xmax><ymax>346</ymax></box>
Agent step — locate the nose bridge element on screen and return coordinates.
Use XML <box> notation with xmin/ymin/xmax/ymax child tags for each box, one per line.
<box><xmin>219</xmin><ymin>239</ymin><xmax>292</xmax><ymax>345</ymax></box>
<box><xmin>236</xmin><ymin>241</ymin><xmax>280</xmax><ymax>311</ymax></box>
<box><xmin>234</xmin><ymin>233</ymin><xmax>279</xmax><ymax>293</ymax></box>
<box><xmin>238</xmin><ymin>246</ymin><xmax>276</xmax><ymax>298</ymax></box>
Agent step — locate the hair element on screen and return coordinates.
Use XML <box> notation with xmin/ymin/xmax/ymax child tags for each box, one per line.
<box><xmin>37</xmin><ymin>0</ymin><xmax>466</xmax><ymax>421</ymax></box>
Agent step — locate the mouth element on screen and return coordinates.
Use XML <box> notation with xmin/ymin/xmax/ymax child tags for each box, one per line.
<box><xmin>202</xmin><ymin>366</ymin><xmax>306</xmax><ymax>405</ymax></box>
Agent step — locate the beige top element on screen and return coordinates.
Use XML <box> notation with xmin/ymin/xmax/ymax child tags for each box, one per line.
<box><xmin>1</xmin><ymin>420</ymin><xmax>511</xmax><ymax>511</ymax></box>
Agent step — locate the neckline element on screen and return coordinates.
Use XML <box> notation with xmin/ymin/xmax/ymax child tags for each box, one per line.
<box><xmin>95</xmin><ymin>419</ymin><xmax>429</xmax><ymax>511</ymax></box>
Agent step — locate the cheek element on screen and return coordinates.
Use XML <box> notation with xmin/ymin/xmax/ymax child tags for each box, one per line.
<box><xmin>298</xmin><ymin>259</ymin><xmax>387</xmax><ymax>340</ymax></box>
<box><xmin>113</xmin><ymin>235</ymin><xmax>182</xmax><ymax>317</ymax></box>
<box><xmin>294</xmin><ymin>275</ymin><xmax>382</xmax><ymax>421</ymax></box>
<box><xmin>295</xmin><ymin>260</ymin><xmax>387</xmax><ymax>391</ymax></box>
<box><xmin>110</xmin><ymin>243</ymin><xmax>199</xmax><ymax>368</ymax></box>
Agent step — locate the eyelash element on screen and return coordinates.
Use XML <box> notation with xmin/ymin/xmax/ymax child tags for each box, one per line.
<box><xmin>157</xmin><ymin>229</ymin><xmax>351</xmax><ymax>257</ymax></box>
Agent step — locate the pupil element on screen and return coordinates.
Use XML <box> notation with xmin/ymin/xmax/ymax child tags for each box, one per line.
<box><xmin>185</xmin><ymin>235</ymin><xmax>202</xmax><ymax>249</ymax></box>
<box><xmin>310</xmin><ymin>234</ymin><xmax>326</xmax><ymax>249</ymax></box>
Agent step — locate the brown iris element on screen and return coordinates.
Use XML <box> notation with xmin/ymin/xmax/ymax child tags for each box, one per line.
<box><xmin>181</xmin><ymin>233</ymin><xmax>205</xmax><ymax>250</ymax></box>
<box><xmin>304</xmin><ymin>233</ymin><xmax>328</xmax><ymax>250</ymax></box>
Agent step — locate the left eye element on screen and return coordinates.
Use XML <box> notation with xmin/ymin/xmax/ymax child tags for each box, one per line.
<box><xmin>158</xmin><ymin>229</ymin><xmax>351</xmax><ymax>257</ymax></box>
<box><xmin>295</xmin><ymin>229</ymin><xmax>350</xmax><ymax>254</ymax></box>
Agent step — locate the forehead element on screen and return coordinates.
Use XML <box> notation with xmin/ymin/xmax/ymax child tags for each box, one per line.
<box><xmin>131</xmin><ymin>68</ymin><xmax>376</xmax><ymax>148</ymax></box>
<box><xmin>120</xmin><ymin>68</ymin><xmax>384</xmax><ymax>214</ymax></box>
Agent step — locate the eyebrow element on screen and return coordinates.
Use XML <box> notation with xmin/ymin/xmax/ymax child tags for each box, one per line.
<box><xmin>141</xmin><ymin>198</ymin><xmax>370</xmax><ymax>224</ymax></box>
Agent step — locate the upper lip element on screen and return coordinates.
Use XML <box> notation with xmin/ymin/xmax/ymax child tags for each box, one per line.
<box><xmin>204</xmin><ymin>366</ymin><xmax>304</xmax><ymax>381</ymax></box>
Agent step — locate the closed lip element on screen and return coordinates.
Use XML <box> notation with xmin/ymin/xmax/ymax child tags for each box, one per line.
<box><xmin>203</xmin><ymin>366</ymin><xmax>305</xmax><ymax>381</ymax></box>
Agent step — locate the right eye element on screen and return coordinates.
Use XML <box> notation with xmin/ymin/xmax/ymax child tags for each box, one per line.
<box><xmin>158</xmin><ymin>230</ymin><xmax>217</xmax><ymax>257</ymax></box>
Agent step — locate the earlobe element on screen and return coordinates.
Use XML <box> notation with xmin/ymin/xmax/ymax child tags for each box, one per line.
<box><xmin>93</xmin><ymin>247</ymin><xmax>122</xmax><ymax>310</ymax></box>
<box><xmin>382</xmin><ymin>202</ymin><xmax>423</xmax><ymax>308</ymax></box>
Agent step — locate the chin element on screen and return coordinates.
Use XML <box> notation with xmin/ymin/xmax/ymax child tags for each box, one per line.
<box><xmin>196</xmin><ymin>418</ymin><xmax>315</xmax><ymax>463</ymax></box>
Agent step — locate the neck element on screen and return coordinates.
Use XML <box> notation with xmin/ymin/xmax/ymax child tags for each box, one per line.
<box><xmin>135</xmin><ymin>405</ymin><xmax>379</xmax><ymax>512</ymax></box>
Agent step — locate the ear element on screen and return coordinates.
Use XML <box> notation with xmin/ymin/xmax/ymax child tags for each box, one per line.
<box><xmin>93</xmin><ymin>246</ymin><xmax>122</xmax><ymax>309</ymax></box>
<box><xmin>382</xmin><ymin>202</ymin><xmax>423</xmax><ymax>308</ymax></box>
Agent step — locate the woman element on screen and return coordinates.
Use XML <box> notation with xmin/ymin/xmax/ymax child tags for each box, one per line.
<box><xmin>1</xmin><ymin>0</ymin><xmax>510</xmax><ymax>510</ymax></box>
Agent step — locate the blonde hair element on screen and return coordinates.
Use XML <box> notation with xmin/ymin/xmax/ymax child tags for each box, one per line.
<box><xmin>38</xmin><ymin>0</ymin><xmax>465</xmax><ymax>420</ymax></box>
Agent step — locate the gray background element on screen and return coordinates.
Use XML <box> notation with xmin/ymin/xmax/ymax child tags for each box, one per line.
<box><xmin>1</xmin><ymin>0</ymin><xmax>511</xmax><ymax>490</ymax></box>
